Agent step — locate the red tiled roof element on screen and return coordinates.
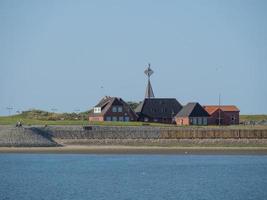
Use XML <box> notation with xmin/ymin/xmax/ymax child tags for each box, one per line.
<box><xmin>203</xmin><ymin>105</ymin><xmax>239</xmax><ymax>114</ymax></box>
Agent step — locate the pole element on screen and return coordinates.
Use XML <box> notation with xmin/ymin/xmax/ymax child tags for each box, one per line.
<box><xmin>218</xmin><ymin>94</ymin><xmax>221</xmax><ymax>126</ymax></box>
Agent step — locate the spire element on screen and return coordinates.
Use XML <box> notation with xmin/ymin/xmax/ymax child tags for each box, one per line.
<box><xmin>144</xmin><ymin>63</ymin><xmax>155</xmax><ymax>98</ymax></box>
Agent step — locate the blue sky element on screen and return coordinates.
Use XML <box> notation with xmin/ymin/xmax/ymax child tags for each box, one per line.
<box><xmin>0</xmin><ymin>0</ymin><xmax>267</xmax><ymax>115</ymax></box>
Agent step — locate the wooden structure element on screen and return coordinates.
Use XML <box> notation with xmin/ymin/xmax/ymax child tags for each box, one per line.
<box><xmin>135</xmin><ymin>98</ymin><xmax>182</xmax><ymax>124</ymax></box>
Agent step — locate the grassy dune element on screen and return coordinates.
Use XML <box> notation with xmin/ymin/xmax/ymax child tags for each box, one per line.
<box><xmin>0</xmin><ymin>113</ymin><xmax>169</xmax><ymax>126</ymax></box>
<box><xmin>0</xmin><ymin>109</ymin><xmax>266</xmax><ymax>126</ymax></box>
<box><xmin>240</xmin><ymin>115</ymin><xmax>267</xmax><ymax>122</ymax></box>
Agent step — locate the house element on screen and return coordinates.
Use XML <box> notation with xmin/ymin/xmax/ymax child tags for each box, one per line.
<box><xmin>135</xmin><ymin>98</ymin><xmax>183</xmax><ymax>123</ymax></box>
<box><xmin>88</xmin><ymin>96</ymin><xmax>138</xmax><ymax>122</ymax></box>
<box><xmin>175</xmin><ymin>102</ymin><xmax>210</xmax><ymax>126</ymax></box>
<box><xmin>203</xmin><ymin>105</ymin><xmax>240</xmax><ymax>125</ymax></box>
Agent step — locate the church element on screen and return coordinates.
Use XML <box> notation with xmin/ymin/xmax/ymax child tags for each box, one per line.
<box><xmin>135</xmin><ymin>64</ymin><xmax>183</xmax><ymax>124</ymax></box>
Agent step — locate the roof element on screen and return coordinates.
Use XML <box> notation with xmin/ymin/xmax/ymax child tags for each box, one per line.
<box><xmin>135</xmin><ymin>98</ymin><xmax>182</xmax><ymax>118</ymax></box>
<box><xmin>203</xmin><ymin>105</ymin><xmax>240</xmax><ymax>115</ymax></box>
<box><xmin>176</xmin><ymin>102</ymin><xmax>210</xmax><ymax>117</ymax></box>
<box><xmin>89</xmin><ymin>96</ymin><xmax>137</xmax><ymax>117</ymax></box>
<box><xmin>145</xmin><ymin>79</ymin><xmax>155</xmax><ymax>98</ymax></box>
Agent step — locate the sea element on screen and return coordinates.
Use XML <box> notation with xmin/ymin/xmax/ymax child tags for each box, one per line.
<box><xmin>0</xmin><ymin>154</ymin><xmax>267</xmax><ymax>200</ymax></box>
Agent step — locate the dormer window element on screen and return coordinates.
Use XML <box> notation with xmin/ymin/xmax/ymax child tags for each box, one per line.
<box><xmin>112</xmin><ymin>106</ymin><xmax>117</xmax><ymax>112</ymax></box>
<box><xmin>118</xmin><ymin>106</ymin><xmax>123</xmax><ymax>112</ymax></box>
<box><xmin>94</xmin><ymin>107</ymin><xmax>101</xmax><ymax>113</ymax></box>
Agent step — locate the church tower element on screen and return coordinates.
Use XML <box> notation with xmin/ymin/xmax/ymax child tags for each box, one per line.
<box><xmin>144</xmin><ymin>63</ymin><xmax>155</xmax><ymax>98</ymax></box>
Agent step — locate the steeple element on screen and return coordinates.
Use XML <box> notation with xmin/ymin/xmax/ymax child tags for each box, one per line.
<box><xmin>144</xmin><ymin>63</ymin><xmax>155</xmax><ymax>98</ymax></box>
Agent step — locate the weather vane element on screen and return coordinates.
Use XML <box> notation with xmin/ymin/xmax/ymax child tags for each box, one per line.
<box><xmin>144</xmin><ymin>63</ymin><xmax>155</xmax><ymax>98</ymax></box>
<box><xmin>144</xmin><ymin>63</ymin><xmax>154</xmax><ymax>78</ymax></box>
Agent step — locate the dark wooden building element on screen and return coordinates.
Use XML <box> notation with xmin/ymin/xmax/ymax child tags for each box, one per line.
<box><xmin>88</xmin><ymin>96</ymin><xmax>138</xmax><ymax>122</ymax></box>
<box><xmin>175</xmin><ymin>102</ymin><xmax>210</xmax><ymax>126</ymax></box>
<box><xmin>135</xmin><ymin>98</ymin><xmax>183</xmax><ymax>123</ymax></box>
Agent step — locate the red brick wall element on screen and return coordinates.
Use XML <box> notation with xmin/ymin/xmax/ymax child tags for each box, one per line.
<box><xmin>175</xmin><ymin>117</ymin><xmax>190</xmax><ymax>125</ymax></box>
<box><xmin>208</xmin><ymin>110</ymin><xmax>239</xmax><ymax>125</ymax></box>
<box><xmin>223</xmin><ymin>111</ymin><xmax>239</xmax><ymax>125</ymax></box>
<box><xmin>89</xmin><ymin>116</ymin><xmax>104</xmax><ymax>122</ymax></box>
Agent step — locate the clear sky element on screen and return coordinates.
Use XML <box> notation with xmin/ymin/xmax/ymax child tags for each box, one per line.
<box><xmin>0</xmin><ymin>0</ymin><xmax>267</xmax><ymax>115</ymax></box>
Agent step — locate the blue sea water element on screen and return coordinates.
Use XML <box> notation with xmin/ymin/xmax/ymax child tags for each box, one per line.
<box><xmin>0</xmin><ymin>154</ymin><xmax>267</xmax><ymax>200</ymax></box>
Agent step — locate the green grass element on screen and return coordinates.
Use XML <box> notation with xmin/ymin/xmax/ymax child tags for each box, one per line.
<box><xmin>0</xmin><ymin>114</ymin><xmax>173</xmax><ymax>127</ymax></box>
<box><xmin>240</xmin><ymin>115</ymin><xmax>267</xmax><ymax>122</ymax></box>
<box><xmin>1</xmin><ymin>112</ymin><xmax>266</xmax><ymax>127</ymax></box>
<box><xmin>0</xmin><ymin>115</ymin><xmax>86</xmax><ymax>125</ymax></box>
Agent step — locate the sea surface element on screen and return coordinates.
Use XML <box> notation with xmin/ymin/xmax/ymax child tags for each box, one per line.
<box><xmin>0</xmin><ymin>154</ymin><xmax>267</xmax><ymax>200</ymax></box>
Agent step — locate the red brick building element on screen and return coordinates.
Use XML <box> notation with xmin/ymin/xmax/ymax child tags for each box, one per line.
<box><xmin>203</xmin><ymin>105</ymin><xmax>240</xmax><ymax>125</ymax></box>
<box><xmin>88</xmin><ymin>96</ymin><xmax>138</xmax><ymax>122</ymax></box>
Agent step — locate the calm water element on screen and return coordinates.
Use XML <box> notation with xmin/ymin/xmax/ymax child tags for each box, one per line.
<box><xmin>0</xmin><ymin>154</ymin><xmax>267</xmax><ymax>200</ymax></box>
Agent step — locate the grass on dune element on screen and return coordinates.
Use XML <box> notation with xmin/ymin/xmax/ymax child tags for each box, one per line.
<box><xmin>240</xmin><ymin>115</ymin><xmax>267</xmax><ymax>122</ymax></box>
<box><xmin>0</xmin><ymin>110</ymin><xmax>266</xmax><ymax>127</ymax></box>
<box><xmin>0</xmin><ymin>115</ymin><xmax>172</xmax><ymax>127</ymax></box>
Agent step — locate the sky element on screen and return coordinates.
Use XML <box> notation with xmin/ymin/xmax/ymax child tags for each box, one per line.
<box><xmin>0</xmin><ymin>0</ymin><xmax>267</xmax><ymax>115</ymax></box>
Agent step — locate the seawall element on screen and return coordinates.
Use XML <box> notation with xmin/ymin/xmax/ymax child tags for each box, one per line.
<box><xmin>0</xmin><ymin>126</ymin><xmax>58</xmax><ymax>147</ymax></box>
<box><xmin>1</xmin><ymin>125</ymin><xmax>267</xmax><ymax>147</ymax></box>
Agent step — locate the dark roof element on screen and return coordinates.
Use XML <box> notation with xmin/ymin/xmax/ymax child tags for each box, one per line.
<box><xmin>176</xmin><ymin>102</ymin><xmax>210</xmax><ymax>117</ymax></box>
<box><xmin>135</xmin><ymin>98</ymin><xmax>183</xmax><ymax>118</ymax></box>
<box><xmin>89</xmin><ymin>96</ymin><xmax>137</xmax><ymax>118</ymax></box>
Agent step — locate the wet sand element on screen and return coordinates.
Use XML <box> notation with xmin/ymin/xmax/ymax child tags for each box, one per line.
<box><xmin>1</xmin><ymin>145</ymin><xmax>267</xmax><ymax>155</ymax></box>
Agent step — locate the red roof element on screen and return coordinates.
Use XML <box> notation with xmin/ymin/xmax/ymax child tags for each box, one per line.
<box><xmin>203</xmin><ymin>105</ymin><xmax>239</xmax><ymax>115</ymax></box>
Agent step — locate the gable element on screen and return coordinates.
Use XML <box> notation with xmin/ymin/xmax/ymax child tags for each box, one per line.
<box><xmin>189</xmin><ymin>103</ymin><xmax>210</xmax><ymax>117</ymax></box>
<box><xmin>176</xmin><ymin>103</ymin><xmax>210</xmax><ymax>117</ymax></box>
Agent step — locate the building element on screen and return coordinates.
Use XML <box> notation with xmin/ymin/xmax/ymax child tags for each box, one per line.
<box><xmin>88</xmin><ymin>96</ymin><xmax>138</xmax><ymax>122</ymax></box>
<box><xmin>175</xmin><ymin>102</ymin><xmax>210</xmax><ymax>126</ymax></box>
<box><xmin>203</xmin><ymin>105</ymin><xmax>240</xmax><ymax>125</ymax></box>
<box><xmin>134</xmin><ymin>64</ymin><xmax>183</xmax><ymax>123</ymax></box>
<box><xmin>135</xmin><ymin>98</ymin><xmax>183</xmax><ymax>123</ymax></box>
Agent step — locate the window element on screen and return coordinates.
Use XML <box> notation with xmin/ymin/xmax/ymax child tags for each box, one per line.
<box><xmin>112</xmin><ymin>106</ymin><xmax>117</xmax><ymax>112</ymax></box>
<box><xmin>231</xmin><ymin>115</ymin><xmax>235</xmax><ymax>121</ymax></box>
<box><xmin>198</xmin><ymin>117</ymin><xmax>202</xmax><ymax>125</ymax></box>
<box><xmin>94</xmin><ymin>107</ymin><xmax>101</xmax><ymax>113</ymax></box>
<box><xmin>144</xmin><ymin>117</ymin><xmax>149</xmax><ymax>122</ymax></box>
<box><xmin>125</xmin><ymin>116</ymin><xmax>130</xmax><ymax>121</ymax></box>
<box><xmin>203</xmin><ymin>118</ymin><xmax>207</xmax><ymax>125</ymax></box>
<box><xmin>193</xmin><ymin>118</ymin><xmax>197</xmax><ymax>125</ymax></box>
<box><xmin>151</xmin><ymin>108</ymin><xmax>157</xmax><ymax>112</ymax></box>
<box><xmin>118</xmin><ymin>106</ymin><xmax>123</xmax><ymax>112</ymax></box>
<box><xmin>119</xmin><ymin>116</ymin><xmax>124</xmax><ymax>121</ymax></box>
<box><xmin>112</xmin><ymin>116</ymin><xmax>117</xmax><ymax>121</ymax></box>
<box><xmin>106</xmin><ymin>116</ymin><xmax>111</xmax><ymax>121</ymax></box>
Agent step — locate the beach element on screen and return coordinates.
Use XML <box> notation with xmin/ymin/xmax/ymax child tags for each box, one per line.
<box><xmin>1</xmin><ymin>145</ymin><xmax>267</xmax><ymax>155</ymax></box>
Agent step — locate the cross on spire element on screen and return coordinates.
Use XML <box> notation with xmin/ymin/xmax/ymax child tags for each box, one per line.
<box><xmin>144</xmin><ymin>63</ymin><xmax>155</xmax><ymax>98</ymax></box>
<box><xmin>144</xmin><ymin>63</ymin><xmax>154</xmax><ymax>78</ymax></box>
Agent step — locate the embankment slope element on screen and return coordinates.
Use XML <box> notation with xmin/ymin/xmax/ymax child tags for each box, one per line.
<box><xmin>1</xmin><ymin>125</ymin><xmax>267</xmax><ymax>148</ymax></box>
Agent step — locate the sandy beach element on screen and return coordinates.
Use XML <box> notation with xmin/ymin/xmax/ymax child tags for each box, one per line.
<box><xmin>1</xmin><ymin>145</ymin><xmax>267</xmax><ymax>155</ymax></box>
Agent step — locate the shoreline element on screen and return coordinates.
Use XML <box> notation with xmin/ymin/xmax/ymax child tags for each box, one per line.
<box><xmin>1</xmin><ymin>145</ymin><xmax>267</xmax><ymax>155</ymax></box>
